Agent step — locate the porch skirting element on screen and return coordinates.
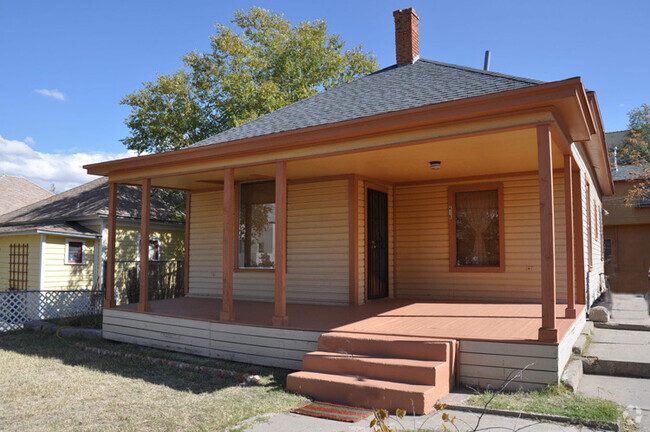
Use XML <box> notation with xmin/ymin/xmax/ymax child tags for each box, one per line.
<box><xmin>102</xmin><ymin>309</ymin><xmax>321</xmax><ymax>370</ymax></box>
<box><xmin>102</xmin><ymin>306</ymin><xmax>585</xmax><ymax>389</ymax></box>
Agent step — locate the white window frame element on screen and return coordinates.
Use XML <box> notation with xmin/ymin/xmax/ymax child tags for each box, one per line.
<box><xmin>65</xmin><ymin>238</ymin><xmax>86</xmax><ymax>265</ymax></box>
<box><xmin>137</xmin><ymin>237</ymin><xmax>162</xmax><ymax>261</ymax></box>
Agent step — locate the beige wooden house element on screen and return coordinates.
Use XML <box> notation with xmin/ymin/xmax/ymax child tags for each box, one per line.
<box><xmin>85</xmin><ymin>8</ymin><xmax>613</xmax><ymax>414</ymax></box>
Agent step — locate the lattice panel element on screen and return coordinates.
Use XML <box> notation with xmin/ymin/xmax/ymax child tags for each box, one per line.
<box><xmin>0</xmin><ymin>290</ymin><xmax>103</xmax><ymax>332</ymax></box>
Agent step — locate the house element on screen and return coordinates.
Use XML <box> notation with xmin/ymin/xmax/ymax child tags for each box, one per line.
<box><xmin>84</xmin><ymin>8</ymin><xmax>612</xmax><ymax>413</ymax></box>
<box><xmin>0</xmin><ymin>178</ymin><xmax>185</xmax><ymax>303</ymax></box>
<box><xmin>603</xmin><ymin>131</ymin><xmax>650</xmax><ymax>293</ymax></box>
<box><xmin>0</xmin><ymin>175</ymin><xmax>53</xmax><ymax>216</ymax></box>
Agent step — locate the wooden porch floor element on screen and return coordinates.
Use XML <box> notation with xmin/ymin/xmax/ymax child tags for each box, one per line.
<box><xmin>116</xmin><ymin>297</ymin><xmax>584</xmax><ymax>344</ymax></box>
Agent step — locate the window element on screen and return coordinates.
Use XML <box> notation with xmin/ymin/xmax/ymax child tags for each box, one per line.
<box><xmin>137</xmin><ymin>237</ymin><xmax>161</xmax><ymax>261</ymax></box>
<box><xmin>239</xmin><ymin>181</ymin><xmax>275</xmax><ymax>268</ymax></box>
<box><xmin>448</xmin><ymin>183</ymin><xmax>504</xmax><ymax>271</ymax></box>
<box><xmin>604</xmin><ymin>238</ymin><xmax>612</xmax><ymax>263</ymax></box>
<box><xmin>9</xmin><ymin>243</ymin><xmax>28</xmax><ymax>290</ymax></box>
<box><xmin>639</xmin><ymin>186</ymin><xmax>650</xmax><ymax>208</ymax></box>
<box><xmin>65</xmin><ymin>239</ymin><xmax>85</xmax><ymax>265</ymax></box>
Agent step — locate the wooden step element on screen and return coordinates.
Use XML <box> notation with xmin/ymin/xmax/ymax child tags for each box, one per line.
<box><xmin>302</xmin><ymin>351</ymin><xmax>446</xmax><ymax>386</ymax></box>
<box><xmin>318</xmin><ymin>332</ymin><xmax>453</xmax><ymax>361</ymax></box>
<box><xmin>286</xmin><ymin>371</ymin><xmax>446</xmax><ymax>415</ymax></box>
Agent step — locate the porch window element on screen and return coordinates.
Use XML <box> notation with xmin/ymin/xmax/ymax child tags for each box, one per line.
<box><xmin>239</xmin><ymin>181</ymin><xmax>275</xmax><ymax>268</ymax></box>
<box><xmin>448</xmin><ymin>183</ymin><xmax>504</xmax><ymax>272</ymax></box>
<box><xmin>65</xmin><ymin>239</ymin><xmax>85</xmax><ymax>265</ymax></box>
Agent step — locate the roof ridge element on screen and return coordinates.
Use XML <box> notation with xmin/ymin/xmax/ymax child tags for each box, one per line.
<box><xmin>417</xmin><ymin>58</ymin><xmax>545</xmax><ymax>85</ymax></box>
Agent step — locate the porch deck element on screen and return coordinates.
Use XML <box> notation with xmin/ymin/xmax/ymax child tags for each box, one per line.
<box><xmin>115</xmin><ymin>297</ymin><xmax>584</xmax><ymax>344</ymax></box>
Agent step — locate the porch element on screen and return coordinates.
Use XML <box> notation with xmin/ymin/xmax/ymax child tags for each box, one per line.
<box><xmin>113</xmin><ymin>297</ymin><xmax>583</xmax><ymax>343</ymax></box>
<box><xmin>104</xmin><ymin>297</ymin><xmax>585</xmax><ymax>402</ymax></box>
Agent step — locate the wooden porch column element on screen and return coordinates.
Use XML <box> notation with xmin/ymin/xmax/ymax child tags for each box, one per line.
<box><xmin>104</xmin><ymin>182</ymin><xmax>117</xmax><ymax>308</ymax></box>
<box><xmin>564</xmin><ymin>155</ymin><xmax>577</xmax><ymax>318</ymax></box>
<box><xmin>572</xmin><ymin>165</ymin><xmax>587</xmax><ymax>305</ymax></box>
<box><xmin>537</xmin><ymin>124</ymin><xmax>558</xmax><ymax>342</ymax></box>
<box><xmin>272</xmin><ymin>161</ymin><xmax>289</xmax><ymax>327</ymax></box>
<box><xmin>220</xmin><ymin>168</ymin><xmax>235</xmax><ymax>321</ymax></box>
<box><xmin>183</xmin><ymin>192</ymin><xmax>191</xmax><ymax>295</ymax></box>
<box><xmin>138</xmin><ymin>178</ymin><xmax>151</xmax><ymax>312</ymax></box>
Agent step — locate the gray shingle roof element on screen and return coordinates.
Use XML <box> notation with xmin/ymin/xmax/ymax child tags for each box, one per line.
<box><xmin>190</xmin><ymin>59</ymin><xmax>544</xmax><ymax>148</ymax></box>
<box><xmin>0</xmin><ymin>222</ymin><xmax>99</xmax><ymax>237</ymax></box>
<box><xmin>605</xmin><ymin>130</ymin><xmax>629</xmax><ymax>150</ymax></box>
<box><xmin>612</xmin><ymin>164</ymin><xmax>650</xmax><ymax>181</ymax></box>
<box><xmin>0</xmin><ymin>177</ymin><xmax>181</xmax><ymax>226</ymax></box>
<box><xmin>0</xmin><ymin>175</ymin><xmax>53</xmax><ymax>216</ymax></box>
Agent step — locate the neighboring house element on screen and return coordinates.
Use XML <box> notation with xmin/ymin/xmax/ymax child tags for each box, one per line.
<box><xmin>0</xmin><ymin>175</ymin><xmax>53</xmax><ymax>216</ymax></box>
<box><xmin>85</xmin><ymin>8</ymin><xmax>612</xmax><ymax>413</ymax></box>
<box><xmin>603</xmin><ymin>130</ymin><xmax>650</xmax><ymax>293</ymax></box>
<box><xmin>0</xmin><ymin>178</ymin><xmax>185</xmax><ymax>304</ymax></box>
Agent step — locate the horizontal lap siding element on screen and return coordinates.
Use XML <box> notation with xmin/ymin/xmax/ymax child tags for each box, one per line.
<box><xmin>0</xmin><ymin>235</ymin><xmax>41</xmax><ymax>291</ymax></box>
<box><xmin>189</xmin><ymin>181</ymin><xmax>351</xmax><ymax>305</ymax></box>
<box><xmin>103</xmin><ymin>309</ymin><xmax>321</xmax><ymax>369</ymax></box>
<box><xmin>394</xmin><ymin>174</ymin><xmax>567</xmax><ymax>302</ymax></box>
<box><xmin>188</xmin><ymin>191</ymin><xmax>223</xmax><ymax>297</ymax></box>
<box><xmin>459</xmin><ymin>340</ymin><xmax>559</xmax><ymax>390</ymax></box>
<box><xmin>43</xmin><ymin>235</ymin><xmax>95</xmax><ymax>290</ymax></box>
<box><xmin>287</xmin><ymin>180</ymin><xmax>349</xmax><ymax>304</ymax></box>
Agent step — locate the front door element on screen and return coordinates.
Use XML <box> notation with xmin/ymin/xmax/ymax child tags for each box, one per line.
<box><xmin>367</xmin><ymin>188</ymin><xmax>389</xmax><ymax>300</ymax></box>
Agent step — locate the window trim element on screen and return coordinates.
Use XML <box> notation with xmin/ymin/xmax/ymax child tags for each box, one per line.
<box><xmin>65</xmin><ymin>238</ymin><xmax>86</xmax><ymax>265</ymax></box>
<box><xmin>137</xmin><ymin>237</ymin><xmax>161</xmax><ymax>261</ymax></box>
<box><xmin>235</xmin><ymin>180</ymin><xmax>277</xmax><ymax>272</ymax></box>
<box><xmin>448</xmin><ymin>182</ymin><xmax>505</xmax><ymax>273</ymax></box>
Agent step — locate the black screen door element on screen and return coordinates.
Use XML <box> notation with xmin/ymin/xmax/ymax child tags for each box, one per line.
<box><xmin>367</xmin><ymin>188</ymin><xmax>389</xmax><ymax>300</ymax></box>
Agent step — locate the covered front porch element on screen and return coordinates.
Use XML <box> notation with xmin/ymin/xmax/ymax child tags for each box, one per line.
<box><xmin>113</xmin><ymin>296</ymin><xmax>584</xmax><ymax>343</ymax></box>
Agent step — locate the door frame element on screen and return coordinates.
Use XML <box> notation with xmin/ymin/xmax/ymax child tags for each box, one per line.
<box><xmin>364</xmin><ymin>181</ymin><xmax>391</xmax><ymax>302</ymax></box>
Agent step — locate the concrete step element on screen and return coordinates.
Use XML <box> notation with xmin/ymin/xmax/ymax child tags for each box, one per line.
<box><xmin>286</xmin><ymin>371</ymin><xmax>445</xmax><ymax>415</ymax></box>
<box><xmin>317</xmin><ymin>332</ymin><xmax>454</xmax><ymax>361</ymax></box>
<box><xmin>302</xmin><ymin>351</ymin><xmax>446</xmax><ymax>386</ymax></box>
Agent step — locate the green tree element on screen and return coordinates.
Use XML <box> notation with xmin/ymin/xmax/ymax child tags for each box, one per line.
<box><xmin>121</xmin><ymin>7</ymin><xmax>379</xmax><ymax>154</ymax></box>
<box><xmin>619</xmin><ymin>104</ymin><xmax>650</xmax><ymax>206</ymax></box>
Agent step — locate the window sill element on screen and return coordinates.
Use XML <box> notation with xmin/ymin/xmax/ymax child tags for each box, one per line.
<box><xmin>65</xmin><ymin>262</ymin><xmax>85</xmax><ymax>266</ymax></box>
<box><xmin>449</xmin><ymin>264</ymin><xmax>505</xmax><ymax>273</ymax></box>
<box><xmin>234</xmin><ymin>268</ymin><xmax>275</xmax><ymax>273</ymax></box>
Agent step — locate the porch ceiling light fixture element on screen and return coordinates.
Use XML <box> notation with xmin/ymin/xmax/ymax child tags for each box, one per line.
<box><xmin>429</xmin><ymin>161</ymin><xmax>441</xmax><ymax>170</ymax></box>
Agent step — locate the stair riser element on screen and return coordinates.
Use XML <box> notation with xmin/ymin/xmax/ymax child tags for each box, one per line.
<box><xmin>318</xmin><ymin>336</ymin><xmax>450</xmax><ymax>361</ymax></box>
<box><xmin>302</xmin><ymin>354</ymin><xmax>442</xmax><ymax>386</ymax></box>
<box><xmin>287</xmin><ymin>374</ymin><xmax>444</xmax><ymax>415</ymax></box>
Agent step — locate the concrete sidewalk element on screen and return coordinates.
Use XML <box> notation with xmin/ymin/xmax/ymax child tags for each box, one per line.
<box><xmin>240</xmin><ymin>406</ymin><xmax>601</xmax><ymax>432</ymax></box>
<box><xmin>595</xmin><ymin>292</ymin><xmax>650</xmax><ymax>330</ymax></box>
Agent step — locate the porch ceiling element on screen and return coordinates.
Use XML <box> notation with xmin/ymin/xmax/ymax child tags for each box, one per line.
<box><xmin>145</xmin><ymin>126</ymin><xmax>564</xmax><ymax>190</ymax></box>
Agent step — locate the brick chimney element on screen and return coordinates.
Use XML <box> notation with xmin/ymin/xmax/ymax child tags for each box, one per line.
<box><xmin>393</xmin><ymin>8</ymin><xmax>420</xmax><ymax>66</ymax></box>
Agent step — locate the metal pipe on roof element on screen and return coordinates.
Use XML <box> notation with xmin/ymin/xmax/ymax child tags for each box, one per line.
<box><xmin>483</xmin><ymin>50</ymin><xmax>491</xmax><ymax>71</ymax></box>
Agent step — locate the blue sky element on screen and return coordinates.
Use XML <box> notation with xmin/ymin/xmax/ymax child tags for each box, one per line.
<box><xmin>1</xmin><ymin>0</ymin><xmax>648</xmax><ymax>190</ymax></box>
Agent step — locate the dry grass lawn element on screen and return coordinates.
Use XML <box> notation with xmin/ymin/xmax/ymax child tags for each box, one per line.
<box><xmin>0</xmin><ymin>330</ymin><xmax>307</xmax><ymax>431</ymax></box>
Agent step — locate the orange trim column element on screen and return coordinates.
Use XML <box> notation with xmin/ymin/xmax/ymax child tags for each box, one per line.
<box><xmin>104</xmin><ymin>182</ymin><xmax>117</xmax><ymax>308</ymax></box>
<box><xmin>537</xmin><ymin>124</ymin><xmax>558</xmax><ymax>342</ymax></box>
<box><xmin>564</xmin><ymin>155</ymin><xmax>576</xmax><ymax>318</ymax></box>
<box><xmin>272</xmin><ymin>161</ymin><xmax>289</xmax><ymax>327</ymax></box>
<box><xmin>183</xmin><ymin>192</ymin><xmax>191</xmax><ymax>295</ymax></box>
<box><xmin>220</xmin><ymin>168</ymin><xmax>235</xmax><ymax>321</ymax></box>
<box><xmin>572</xmin><ymin>165</ymin><xmax>586</xmax><ymax>305</ymax></box>
<box><xmin>348</xmin><ymin>175</ymin><xmax>359</xmax><ymax>306</ymax></box>
<box><xmin>138</xmin><ymin>178</ymin><xmax>151</xmax><ymax>312</ymax></box>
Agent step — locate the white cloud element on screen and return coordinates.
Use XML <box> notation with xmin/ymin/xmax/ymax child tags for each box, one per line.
<box><xmin>0</xmin><ymin>135</ymin><xmax>138</xmax><ymax>192</ymax></box>
<box><xmin>34</xmin><ymin>88</ymin><xmax>66</xmax><ymax>101</ymax></box>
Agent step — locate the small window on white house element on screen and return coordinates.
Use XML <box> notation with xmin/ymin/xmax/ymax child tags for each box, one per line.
<box><xmin>138</xmin><ymin>237</ymin><xmax>161</xmax><ymax>261</ymax></box>
<box><xmin>604</xmin><ymin>238</ymin><xmax>612</xmax><ymax>263</ymax></box>
<box><xmin>65</xmin><ymin>239</ymin><xmax>85</xmax><ymax>265</ymax></box>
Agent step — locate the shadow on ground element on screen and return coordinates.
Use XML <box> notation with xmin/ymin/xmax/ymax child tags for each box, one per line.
<box><xmin>0</xmin><ymin>329</ymin><xmax>291</xmax><ymax>395</ymax></box>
